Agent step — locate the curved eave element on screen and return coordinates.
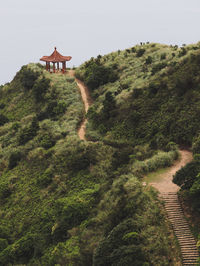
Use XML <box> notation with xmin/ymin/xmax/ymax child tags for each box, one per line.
<box><xmin>40</xmin><ymin>56</ymin><xmax>72</xmax><ymax>62</ymax></box>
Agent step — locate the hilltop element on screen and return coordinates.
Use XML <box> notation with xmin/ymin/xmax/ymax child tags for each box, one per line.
<box><xmin>76</xmin><ymin>42</ymin><xmax>200</xmax><ymax>146</ymax></box>
<box><xmin>0</xmin><ymin>42</ymin><xmax>199</xmax><ymax>265</ymax></box>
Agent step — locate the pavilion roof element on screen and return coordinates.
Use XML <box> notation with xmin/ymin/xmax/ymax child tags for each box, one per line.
<box><xmin>40</xmin><ymin>47</ymin><xmax>72</xmax><ymax>63</ymax></box>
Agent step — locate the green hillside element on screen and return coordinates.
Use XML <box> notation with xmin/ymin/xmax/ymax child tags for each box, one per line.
<box><xmin>76</xmin><ymin>42</ymin><xmax>200</xmax><ymax>146</ymax></box>
<box><xmin>0</xmin><ymin>41</ymin><xmax>200</xmax><ymax>265</ymax></box>
<box><xmin>76</xmin><ymin>41</ymin><xmax>200</xmax><ymax>260</ymax></box>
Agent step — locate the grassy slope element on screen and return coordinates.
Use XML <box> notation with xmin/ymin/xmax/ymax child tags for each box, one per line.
<box><xmin>76</xmin><ymin>42</ymin><xmax>200</xmax><ymax>261</ymax></box>
<box><xmin>0</xmin><ymin>63</ymin><xmax>182</xmax><ymax>265</ymax></box>
<box><xmin>76</xmin><ymin>42</ymin><xmax>200</xmax><ymax>147</ymax></box>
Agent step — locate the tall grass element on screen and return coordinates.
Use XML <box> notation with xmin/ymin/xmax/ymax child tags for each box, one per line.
<box><xmin>130</xmin><ymin>150</ymin><xmax>179</xmax><ymax>177</ymax></box>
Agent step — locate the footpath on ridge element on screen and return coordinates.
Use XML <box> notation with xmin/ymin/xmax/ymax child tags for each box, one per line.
<box><xmin>68</xmin><ymin>70</ymin><xmax>199</xmax><ymax>265</ymax></box>
<box><xmin>68</xmin><ymin>70</ymin><xmax>92</xmax><ymax>140</ymax></box>
<box><xmin>150</xmin><ymin>150</ymin><xmax>199</xmax><ymax>265</ymax></box>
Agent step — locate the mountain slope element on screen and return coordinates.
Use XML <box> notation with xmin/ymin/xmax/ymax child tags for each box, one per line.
<box><xmin>76</xmin><ymin>42</ymin><xmax>200</xmax><ymax>147</ymax></box>
<box><xmin>0</xmin><ymin>62</ymin><xmax>182</xmax><ymax>265</ymax></box>
<box><xmin>76</xmin><ymin>41</ymin><xmax>200</xmax><ymax>264</ymax></box>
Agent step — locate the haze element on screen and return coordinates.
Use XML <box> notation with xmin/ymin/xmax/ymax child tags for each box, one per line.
<box><xmin>0</xmin><ymin>0</ymin><xmax>200</xmax><ymax>85</ymax></box>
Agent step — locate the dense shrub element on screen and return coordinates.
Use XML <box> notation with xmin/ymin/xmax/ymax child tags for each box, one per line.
<box><xmin>192</xmin><ymin>135</ymin><xmax>200</xmax><ymax>155</ymax></box>
<box><xmin>151</xmin><ymin>62</ymin><xmax>167</xmax><ymax>74</ymax></box>
<box><xmin>173</xmin><ymin>161</ymin><xmax>200</xmax><ymax>189</ymax></box>
<box><xmin>0</xmin><ymin>181</ymin><xmax>11</xmax><ymax>200</ymax></box>
<box><xmin>0</xmin><ymin>233</ymin><xmax>36</xmax><ymax>264</ymax></box>
<box><xmin>136</xmin><ymin>48</ymin><xmax>145</xmax><ymax>57</ymax></box>
<box><xmin>0</xmin><ymin>238</ymin><xmax>8</xmax><ymax>252</ymax></box>
<box><xmin>20</xmin><ymin>67</ymin><xmax>40</xmax><ymax>90</ymax></box>
<box><xmin>145</xmin><ymin>56</ymin><xmax>153</xmax><ymax>64</ymax></box>
<box><xmin>42</xmin><ymin>237</ymin><xmax>81</xmax><ymax>266</ymax></box>
<box><xmin>8</xmin><ymin>150</ymin><xmax>22</xmax><ymax>169</ymax></box>
<box><xmin>102</xmin><ymin>92</ymin><xmax>116</xmax><ymax>120</ymax></box>
<box><xmin>160</xmin><ymin>53</ymin><xmax>167</xmax><ymax>60</ymax></box>
<box><xmin>190</xmin><ymin>173</ymin><xmax>200</xmax><ymax>196</ymax></box>
<box><xmin>39</xmin><ymin>134</ymin><xmax>55</xmax><ymax>149</ymax></box>
<box><xmin>33</xmin><ymin>76</ymin><xmax>50</xmax><ymax>101</ymax></box>
<box><xmin>0</xmin><ymin>103</ymin><xmax>5</xmax><ymax>110</ymax></box>
<box><xmin>178</xmin><ymin>47</ymin><xmax>187</xmax><ymax>57</ymax></box>
<box><xmin>37</xmin><ymin>168</ymin><xmax>53</xmax><ymax>188</ymax></box>
<box><xmin>18</xmin><ymin>117</ymin><xmax>39</xmax><ymax>145</ymax></box>
<box><xmin>0</xmin><ymin>114</ymin><xmax>9</xmax><ymax>126</ymax></box>
<box><xmin>131</xmin><ymin>150</ymin><xmax>178</xmax><ymax>178</ymax></box>
<box><xmin>80</xmin><ymin>59</ymin><xmax>118</xmax><ymax>90</ymax></box>
<box><xmin>37</xmin><ymin>100</ymin><xmax>67</xmax><ymax>121</ymax></box>
<box><xmin>93</xmin><ymin>219</ymin><xmax>145</xmax><ymax>266</ymax></box>
<box><xmin>53</xmin><ymin>195</ymin><xmax>90</xmax><ymax>241</ymax></box>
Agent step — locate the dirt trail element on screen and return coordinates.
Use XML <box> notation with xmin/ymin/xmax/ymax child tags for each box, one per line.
<box><xmin>148</xmin><ymin>150</ymin><xmax>200</xmax><ymax>265</ymax></box>
<box><xmin>149</xmin><ymin>150</ymin><xmax>193</xmax><ymax>193</ymax></box>
<box><xmin>67</xmin><ymin>70</ymin><xmax>199</xmax><ymax>263</ymax></box>
<box><xmin>68</xmin><ymin>70</ymin><xmax>92</xmax><ymax>140</ymax></box>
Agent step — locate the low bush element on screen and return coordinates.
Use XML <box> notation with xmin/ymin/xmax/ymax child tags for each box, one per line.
<box><xmin>178</xmin><ymin>47</ymin><xmax>187</xmax><ymax>57</ymax></box>
<box><xmin>131</xmin><ymin>150</ymin><xmax>178</xmax><ymax>177</ymax></box>
<box><xmin>0</xmin><ymin>238</ymin><xmax>8</xmax><ymax>252</ymax></box>
<box><xmin>18</xmin><ymin>117</ymin><xmax>39</xmax><ymax>145</ymax></box>
<box><xmin>192</xmin><ymin>135</ymin><xmax>200</xmax><ymax>155</ymax></box>
<box><xmin>0</xmin><ymin>233</ymin><xmax>36</xmax><ymax>264</ymax></box>
<box><xmin>37</xmin><ymin>100</ymin><xmax>67</xmax><ymax>121</ymax></box>
<box><xmin>136</xmin><ymin>48</ymin><xmax>145</xmax><ymax>57</ymax></box>
<box><xmin>77</xmin><ymin>59</ymin><xmax>118</xmax><ymax>90</ymax></box>
<box><xmin>173</xmin><ymin>161</ymin><xmax>200</xmax><ymax>189</ymax></box>
<box><xmin>53</xmin><ymin>195</ymin><xmax>90</xmax><ymax>241</ymax></box>
<box><xmin>37</xmin><ymin>168</ymin><xmax>53</xmax><ymax>188</ymax></box>
<box><xmin>0</xmin><ymin>114</ymin><xmax>9</xmax><ymax>126</ymax></box>
<box><xmin>0</xmin><ymin>103</ymin><xmax>5</xmax><ymax>110</ymax></box>
<box><xmin>20</xmin><ymin>67</ymin><xmax>40</xmax><ymax>90</ymax></box>
<box><xmin>33</xmin><ymin>76</ymin><xmax>50</xmax><ymax>101</ymax></box>
<box><xmin>145</xmin><ymin>56</ymin><xmax>153</xmax><ymax>64</ymax></box>
<box><xmin>8</xmin><ymin>150</ymin><xmax>22</xmax><ymax>169</ymax></box>
<box><xmin>0</xmin><ymin>181</ymin><xmax>11</xmax><ymax>200</ymax></box>
<box><xmin>39</xmin><ymin>134</ymin><xmax>55</xmax><ymax>149</ymax></box>
<box><xmin>160</xmin><ymin>53</ymin><xmax>167</xmax><ymax>60</ymax></box>
<box><xmin>151</xmin><ymin>62</ymin><xmax>167</xmax><ymax>75</ymax></box>
<box><xmin>93</xmin><ymin>219</ymin><xmax>145</xmax><ymax>266</ymax></box>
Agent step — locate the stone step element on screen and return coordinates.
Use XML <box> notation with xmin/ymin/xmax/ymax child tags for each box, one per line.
<box><xmin>182</xmin><ymin>252</ymin><xmax>199</xmax><ymax>255</ymax></box>
<box><xmin>179</xmin><ymin>241</ymin><xmax>197</xmax><ymax>245</ymax></box>
<box><xmin>176</xmin><ymin>234</ymin><xmax>196</xmax><ymax>238</ymax></box>
<box><xmin>161</xmin><ymin>191</ymin><xmax>199</xmax><ymax>264</ymax></box>
<box><xmin>181</xmin><ymin>253</ymin><xmax>199</xmax><ymax>256</ymax></box>
<box><xmin>178</xmin><ymin>238</ymin><xmax>197</xmax><ymax>242</ymax></box>
<box><xmin>182</xmin><ymin>261</ymin><xmax>198</xmax><ymax>265</ymax></box>
<box><xmin>179</xmin><ymin>243</ymin><xmax>197</xmax><ymax>246</ymax></box>
<box><xmin>174</xmin><ymin>228</ymin><xmax>191</xmax><ymax>231</ymax></box>
<box><xmin>172</xmin><ymin>223</ymin><xmax>190</xmax><ymax>227</ymax></box>
<box><xmin>161</xmin><ymin>191</ymin><xmax>199</xmax><ymax>263</ymax></box>
<box><xmin>174</xmin><ymin>228</ymin><xmax>192</xmax><ymax>231</ymax></box>
<box><xmin>172</xmin><ymin>223</ymin><xmax>189</xmax><ymax>226</ymax></box>
<box><xmin>166</xmin><ymin>209</ymin><xmax>183</xmax><ymax>212</ymax></box>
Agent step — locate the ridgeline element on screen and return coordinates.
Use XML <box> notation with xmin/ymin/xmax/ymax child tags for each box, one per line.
<box><xmin>0</xmin><ymin>42</ymin><xmax>199</xmax><ymax>265</ymax></box>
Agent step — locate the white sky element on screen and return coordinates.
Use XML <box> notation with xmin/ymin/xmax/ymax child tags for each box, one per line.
<box><xmin>0</xmin><ymin>0</ymin><xmax>200</xmax><ymax>84</ymax></box>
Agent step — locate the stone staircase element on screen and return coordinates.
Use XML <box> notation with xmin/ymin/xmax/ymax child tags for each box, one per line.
<box><xmin>162</xmin><ymin>192</ymin><xmax>199</xmax><ymax>265</ymax></box>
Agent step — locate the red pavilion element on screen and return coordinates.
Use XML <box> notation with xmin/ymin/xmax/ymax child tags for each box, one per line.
<box><xmin>40</xmin><ymin>47</ymin><xmax>72</xmax><ymax>73</ymax></box>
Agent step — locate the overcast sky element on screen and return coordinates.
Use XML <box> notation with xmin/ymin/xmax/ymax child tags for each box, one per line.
<box><xmin>0</xmin><ymin>0</ymin><xmax>200</xmax><ymax>85</ymax></box>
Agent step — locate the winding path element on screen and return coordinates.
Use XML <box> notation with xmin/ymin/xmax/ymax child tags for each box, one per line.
<box><xmin>68</xmin><ymin>70</ymin><xmax>92</xmax><ymax>140</ymax></box>
<box><xmin>68</xmin><ymin>70</ymin><xmax>199</xmax><ymax>264</ymax></box>
<box><xmin>149</xmin><ymin>150</ymin><xmax>199</xmax><ymax>265</ymax></box>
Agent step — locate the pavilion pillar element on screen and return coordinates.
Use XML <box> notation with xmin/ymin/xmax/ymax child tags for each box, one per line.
<box><xmin>53</xmin><ymin>62</ymin><xmax>56</xmax><ymax>73</ymax></box>
<box><xmin>57</xmin><ymin>62</ymin><xmax>59</xmax><ymax>71</ymax></box>
<box><xmin>46</xmin><ymin>62</ymin><xmax>48</xmax><ymax>71</ymax></box>
<box><xmin>48</xmin><ymin>63</ymin><xmax>51</xmax><ymax>72</ymax></box>
<box><xmin>63</xmin><ymin>61</ymin><xmax>66</xmax><ymax>73</ymax></box>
